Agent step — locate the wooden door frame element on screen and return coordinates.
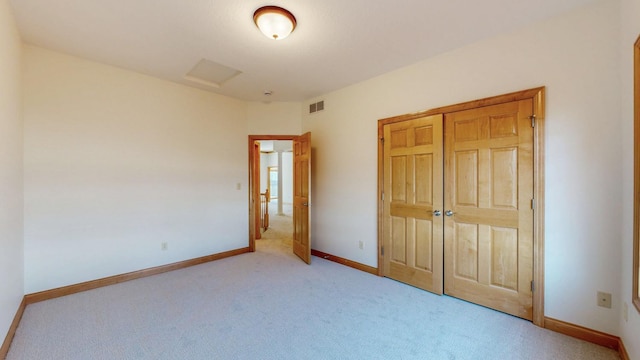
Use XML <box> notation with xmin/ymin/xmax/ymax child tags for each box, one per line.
<box><xmin>377</xmin><ymin>87</ymin><xmax>546</xmax><ymax>326</ymax></box>
<box><xmin>248</xmin><ymin>135</ymin><xmax>296</xmax><ymax>252</ymax></box>
<box><xmin>633</xmin><ymin>35</ymin><xmax>640</xmax><ymax>313</ymax></box>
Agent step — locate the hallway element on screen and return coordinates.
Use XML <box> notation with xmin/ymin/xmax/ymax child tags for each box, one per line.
<box><xmin>256</xmin><ymin>202</ymin><xmax>293</xmax><ymax>253</ymax></box>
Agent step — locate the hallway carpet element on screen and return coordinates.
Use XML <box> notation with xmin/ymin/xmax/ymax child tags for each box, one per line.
<box><xmin>258</xmin><ymin>201</ymin><xmax>293</xmax><ymax>248</ymax></box>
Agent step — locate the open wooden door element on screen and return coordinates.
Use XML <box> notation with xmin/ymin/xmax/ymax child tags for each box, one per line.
<box><xmin>382</xmin><ymin>115</ymin><xmax>444</xmax><ymax>294</ymax></box>
<box><xmin>293</xmin><ymin>132</ymin><xmax>311</xmax><ymax>264</ymax></box>
<box><xmin>253</xmin><ymin>141</ymin><xmax>262</xmax><ymax>240</ymax></box>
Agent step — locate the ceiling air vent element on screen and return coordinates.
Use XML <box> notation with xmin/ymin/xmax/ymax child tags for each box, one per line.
<box><xmin>309</xmin><ymin>100</ymin><xmax>325</xmax><ymax>114</ymax></box>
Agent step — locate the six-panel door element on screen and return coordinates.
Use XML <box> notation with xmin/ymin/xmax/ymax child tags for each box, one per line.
<box><xmin>383</xmin><ymin>114</ymin><xmax>444</xmax><ymax>294</ymax></box>
<box><xmin>383</xmin><ymin>99</ymin><xmax>534</xmax><ymax>320</ymax></box>
<box><xmin>293</xmin><ymin>132</ymin><xmax>311</xmax><ymax>264</ymax></box>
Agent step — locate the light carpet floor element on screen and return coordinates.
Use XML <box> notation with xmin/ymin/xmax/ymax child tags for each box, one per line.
<box><xmin>7</xmin><ymin>241</ymin><xmax>620</xmax><ymax>359</ymax></box>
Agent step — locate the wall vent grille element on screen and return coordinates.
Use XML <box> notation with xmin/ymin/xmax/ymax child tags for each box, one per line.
<box><xmin>309</xmin><ymin>100</ymin><xmax>325</xmax><ymax>114</ymax></box>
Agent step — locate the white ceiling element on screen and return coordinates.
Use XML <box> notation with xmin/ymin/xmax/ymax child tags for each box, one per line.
<box><xmin>10</xmin><ymin>0</ymin><xmax>597</xmax><ymax>102</ymax></box>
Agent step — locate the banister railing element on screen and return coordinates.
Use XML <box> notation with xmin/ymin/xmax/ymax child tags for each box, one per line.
<box><xmin>260</xmin><ymin>188</ymin><xmax>269</xmax><ymax>232</ymax></box>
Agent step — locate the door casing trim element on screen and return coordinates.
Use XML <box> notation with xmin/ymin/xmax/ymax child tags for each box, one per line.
<box><xmin>377</xmin><ymin>87</ymin><xmax>545</xmax><ymax>326</ymax></box>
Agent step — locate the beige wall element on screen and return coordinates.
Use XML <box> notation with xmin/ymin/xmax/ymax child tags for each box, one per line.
<box><xmin>0</xmin><ymin>0</ymin><xmax>24</xmax><ymax>342</ymax></box>
<box><xmin>302</xmin><ymin>0</ymin><xmax>623</xmax><ymax>336</ymax></box>
<box><xmin>247</xmin><ymin>101</ymin><xmax>302</xmax><ymax>135</ymax></box>
<box><xmin>23</xmin><ymin>46</ymin><xmax>249</xmax><ymax>293</ymax></box>
<box><xmin>620</xmin><ymin>0</ymin><xmax>640</xmax><ymax>357</ymax></box>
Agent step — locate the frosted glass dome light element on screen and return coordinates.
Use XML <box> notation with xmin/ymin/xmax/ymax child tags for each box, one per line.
<box><xmin>253</xmin><ymin>6</ymin><xmax>297</xmax><ymax>40</ymax></box>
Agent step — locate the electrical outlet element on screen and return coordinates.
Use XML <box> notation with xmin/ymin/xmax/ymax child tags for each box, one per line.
<box><xmin>161</xmin><ymin>242</ymin><xmax>168</xmax><ymax>251</ymax></box>
<box><xmin>597</xmin><ymin>291</ymin><xmax>611</xmax><ymax>309</ymax></box>
<box><xmin>358</xmin><ymin>240</ymin><xmax>364</xmax><ymax>250</ymax></box>
<box><xmin>236</xmin><ymin>183</ymin><xmax>241</xmax><ymax>190</ymax></box>
<box><xmin>624</xmin><ymin>302</ymin><xmax>629</xmax><ymax>322</ymax></box>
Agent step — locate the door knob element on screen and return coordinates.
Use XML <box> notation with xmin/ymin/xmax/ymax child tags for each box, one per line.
<box><xmin>433</xmin><ymin>210</ymin><xmax>442</xmax><ymax>216</ymax></box>
<box><xmin>445</xmin><ymin>210</ymin><xmax>454</xmax><ymax>216</ymax></box>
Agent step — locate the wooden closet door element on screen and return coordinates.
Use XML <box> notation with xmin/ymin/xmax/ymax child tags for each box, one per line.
<box><xmin>443</xmin><ymin>99</ymin><xmax>534</xmax><ymax>320</ymax></box>
<box><xmin>383</xmin><ymin>114</ymin><xmax>444</xmax><ymax>294</ymax></box>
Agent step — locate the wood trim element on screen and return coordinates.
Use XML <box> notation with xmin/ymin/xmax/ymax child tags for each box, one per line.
<box><xmin>619</xmin><ymin>338</ymin><xmax>630</xmax><ymax>360</ymax></box>
<box><xmin>25</xmin><ymin>247</ymin><xmax>250</xmax><ymax>304</ymax></box>
<box><xmin>532</xmin><ymin>88</ymin><xmax>546</xmax><ymax>327</ymax></box>
<box><xmin>544</xmin><ymin>317</ymin><xmax>620</xmax><ymax>350</ymax></box>
<box><xmin>379</xmin><ymin>87</ymin><xmax>545</xmax><ymax>126</ymax></box>
<box><xmin>249</xmin><ymin>135</ymin><xmax>298</xmax><ymax>141</ymax></box>
<box><xmin>248</xmin><ymin>135</ymin><xmax>297</xmax><ymax>253</ymax></box>
<box><xmin>254</xmin><ymin>142</ymin><xmax>262</xmax><ymax>241</ymax></box>
<box><xmin>377</xmin><ymin>87</ymin><xmax>545</xmax><ymax>325</ymax></box>
<box><xmin>311</xmin><ymin>249</ymin><xmax>378</xmax><ymax>275</ymax></box>
<box><xmin>377</xmin><ymin>122</ymin><xmax>385</xmax><ymax>276</ymax></box>
<box><xmin>545</xmin><ymin>317</ymin><xmax>630</xmax><ymax>359</ymax></box>
<box><xmin>633</xmin><ymin>34</ymin><xmax>640</xmax><ymax>313</ymax></box>
<box><xmin>0</xmin><ymin>297</ymin><xmax>26</xmax><ymax>359</ymax></box>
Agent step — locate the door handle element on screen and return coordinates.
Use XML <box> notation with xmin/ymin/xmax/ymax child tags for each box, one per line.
<box><xmin>445</xmin><ymin>210</ymin><xmax>454</xmax><ymax>217</ymax></box>
<box><xmin>433</xmin><ymin>210</ymin><xmax>442</xmax><ymax>216</ymax></box>
<box><xmin>303</xmin><ymin>203</ymin><xmax>309</xmax><ymax>206</ymax></box>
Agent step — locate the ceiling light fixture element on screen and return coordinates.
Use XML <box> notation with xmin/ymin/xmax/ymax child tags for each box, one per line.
<box><xmin>253</xmin><ymin>6</ymin><xmax>297</xmax><ymax>40</ymax></box>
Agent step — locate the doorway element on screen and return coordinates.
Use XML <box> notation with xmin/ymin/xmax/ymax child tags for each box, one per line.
<box><xmin>377</xmin><ymin>87</ymin><xmax>545</xmax><ymax>326</ymax></box>
<box><xmin>261</xmin><ymin>143</ymin><xmax>294</xmax><ymax>251</ymax></box>
<box><xmin>248</xmin><ymin>134</ymin><xmax>312</xmax><ymax>264</ymax></box>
